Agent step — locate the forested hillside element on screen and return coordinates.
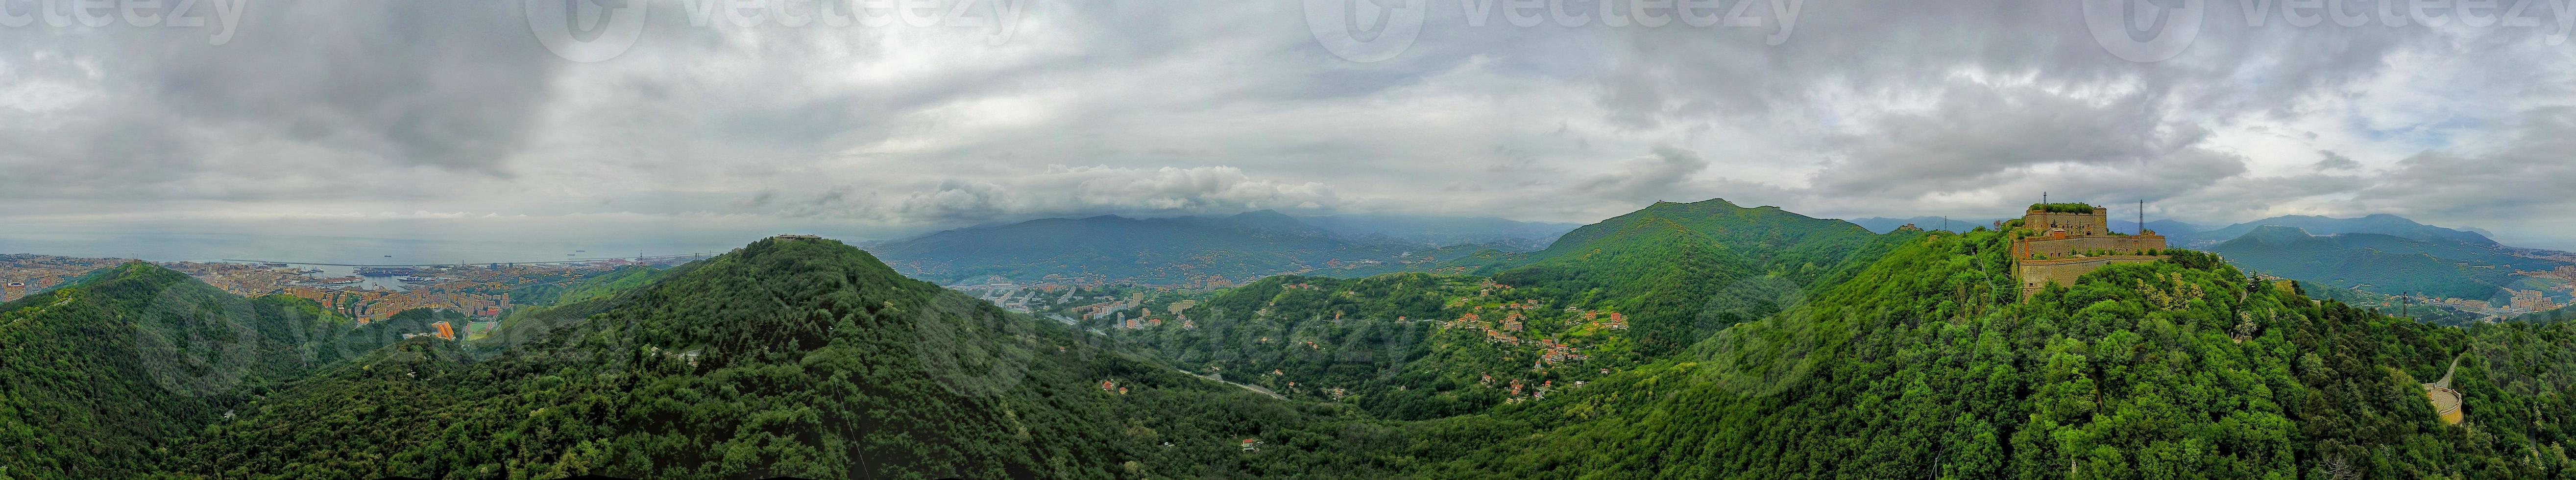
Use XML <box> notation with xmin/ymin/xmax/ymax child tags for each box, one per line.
<box><xmin>172</xmin><ymin>238</ymin><xmax>1390</xmax><ymax>479</ymax></box>
<box><xmin>0</xmin><ymin>263</ymin><xmax>422</xmax><ymax>478</ymax></box>
<box><xmin>1100</xmin><ymin>221</ymin><xmax>2576</xmax><ymax>478</ymax></box>
<box><xmin>1094</xmin><ymin>199</ymin><xmax>1920</xmax><ymax>419</ymax></box>
<box><xmin>1485</xmin><ymin>198</ymin><xmax>1914</xmax><ymax>354</ymax></box>
<box><xmin>1398</xmin><ymin>228</ymin><xmax>2576</xmax><ymax>478</ymax></box>
<box><xmin>1107</xmin><ymin>273</ymin><xmax>1628</xmax><ymax>420</ymax></box>
<box><xmin>11</xmin><ymin>217</ymin><xmax>2576</xmax><ymax>479</ymax></box>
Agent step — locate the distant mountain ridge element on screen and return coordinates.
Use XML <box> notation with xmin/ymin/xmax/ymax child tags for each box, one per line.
<box><xmin>2210</xmin><ymin>226</ymin><xmax>2521</xmax><ymax>300</ymax></box>
<box><xmin>864</xmin><ymin>211</ymin><xmax>1568</xmax><ymax>286</ymax></box>
<box><xmin>1293</xmin><ymin>213</ymin><xmax>1579</xmax><ymax>247</ymax></box>
<box><xmin>2174</xmin><ymin>213</ymin><xmax>2576</xmax><ymax>320</ymax></box>
<box><xmin>2186</xmin><ymin>213</ymin><xmax>2496</xmax><ymax>247</ymax></box>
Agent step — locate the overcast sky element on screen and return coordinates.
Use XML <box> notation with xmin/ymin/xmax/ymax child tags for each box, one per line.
<box><xmin>4</xmin><ymin>0</ymin><xmax>2574</xmax><ymax>248</ymax></box>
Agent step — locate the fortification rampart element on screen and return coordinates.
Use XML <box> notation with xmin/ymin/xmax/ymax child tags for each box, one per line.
<box><xmin>2016</xmin><ymin>256</ymin><xmax>2167</xmax><ymax>295</ymax></box>
<box><xmin>2014</xmin><ymin>235</ymin><xmax>2168</xmax><ymax>259</ymax></box>
<box><xmin>2022</xmin><ymin>207</ymin><xmax>2110</xmax><ymax>236</ymax></box>
<box><xmin>2008</xmin><ymin>203</ymin><xmax>2168</xmax><ymax>297</ymax></box>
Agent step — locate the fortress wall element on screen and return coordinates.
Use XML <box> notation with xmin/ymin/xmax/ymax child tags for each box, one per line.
<box><xmin>2015</xmin><ymin>236</ymin><xmax>2168</xmax><ymax>258</ymax></box>
<box><xmin>2017</xmin><ymin>256</ymin><xmax>2167</xmax><ymax>294</ymax></box>
<box><xmin>2023</xmin><ymin>210</ymin><xmax>2110</xmax><ymax>236</ymax></box>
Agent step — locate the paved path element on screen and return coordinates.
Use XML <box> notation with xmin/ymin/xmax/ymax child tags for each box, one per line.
<box><xmin>2430</xmin><ymin>356</ymin><xmax>2462</xmax><ymax>389</ymax></box>
<box><xmin>1191</xmin><ymin>371</ymin><xmax>1286</xmax><ymax>401</ymax></box>
<box><xmin>2423</xmin><ymin>355</ymin><xmax>2465</xmax><ymax>424</ymax></box>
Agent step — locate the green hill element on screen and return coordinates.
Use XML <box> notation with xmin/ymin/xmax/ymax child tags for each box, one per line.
<box><xmin>503</xmin><ymin>264</ymin><xmax>668</xmax><ymax>307</ymax></box>
<box><xmin>15</xmin><ymin>225</ymin><xmax>2576</xmax><ymax>478</ymax></box>
<box><xmin>1097</xmin><ymin>199</ymin><xmax>1918</xmax><ymax>420</ymax></box>
<box><xmin>1394</xmin><ymin>228</ymin><xmax>2576</xmax><ymax>478</ymax></box>
<box><xmin>173</xmin><ymin>237</ymin><xmax>1380</xmax><ymax>479</ymax></box>
<box><xmin>1107</xmin><ymin>272</ymin><xmax>1618</xmax><ymax>420</ymax></box>
<box><xmin>0</xmin><ymin>263</ymin><xmax>417</xmax><ymax>478</ymax></box>
<box><xmin>1486</xmin><ymin>198</ymin><xmax>1915</xmax><ymax>354</ymax></box>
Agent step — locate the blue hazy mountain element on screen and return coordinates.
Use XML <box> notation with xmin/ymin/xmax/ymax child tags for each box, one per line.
<box><xmin>862</xmin><ymin>211</ymin><xmax>1558</xmax><ymax>286</ymax></box>
<box><xmin>1292</xmin><ymin>213</ymin><xmax>1579</xmax><ymax>247</ymax></box>
<box><xmin>2209</xmin><ymin>226</ymin><xmax>2514</xmax><ymax>300</ymax></box>
<box><xmin>2186</xmin><ymin>214</ymin><xmax>2495</xmax><ymax>247</ymax></box>
<box><xmin>2116</xmin><ymin>219</ymin><xmax>2207</xmax><ymax>236</ymax></box>
<box><xmin>2207</xmin><ymin>225</ymin><xmax>2574</xmax><ymax>307</ymax></box>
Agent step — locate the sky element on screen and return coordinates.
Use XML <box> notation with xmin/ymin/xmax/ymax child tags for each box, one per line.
<box><xmin>4</xmin><ymin>0</ymin><xmax>2576</xmax><ymax>250</ymax></box>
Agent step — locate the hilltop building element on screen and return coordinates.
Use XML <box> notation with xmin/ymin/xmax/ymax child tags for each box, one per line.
<box><xmin>2012</xmin><ymin>203</ymin><xmax>2169</xmax><ymax>297</ymax></box>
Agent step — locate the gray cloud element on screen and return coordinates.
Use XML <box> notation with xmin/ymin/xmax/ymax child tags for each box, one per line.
<box><xmin>2351</xmin><ymin>107</ymin><xmax>2576</xmax><ymax>243</ymax></box>
<box><xmin>779</xmin><ymin>165</ymin><xmax>1342</xmax><ymax>225</ymax></box>
<box><xmin>2315</xmin><ymin>150</ymin><xmax>2361</xmax><ymax>170</ymax></box>
<box><xmin>1</xmin><ymin>0</ymin><xmax>2572</xmax><ymax>248</ymax></box>
<box><xmin>1574</xmin><ymin>145</ymin><xmax>1710</xmax><ymax>201</ymax></box>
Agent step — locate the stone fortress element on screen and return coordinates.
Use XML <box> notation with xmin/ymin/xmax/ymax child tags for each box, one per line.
<box><xmin>2012</xmin><ymin>203</ymin><xmax>2169</xmax><ymax>296</ymax></box>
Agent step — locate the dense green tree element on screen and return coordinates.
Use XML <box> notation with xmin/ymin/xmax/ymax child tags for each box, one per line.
<box><xmin>9</xmin><ymin>210</ymin><xmax>2576</xmax><ymax>479</ymax></box>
